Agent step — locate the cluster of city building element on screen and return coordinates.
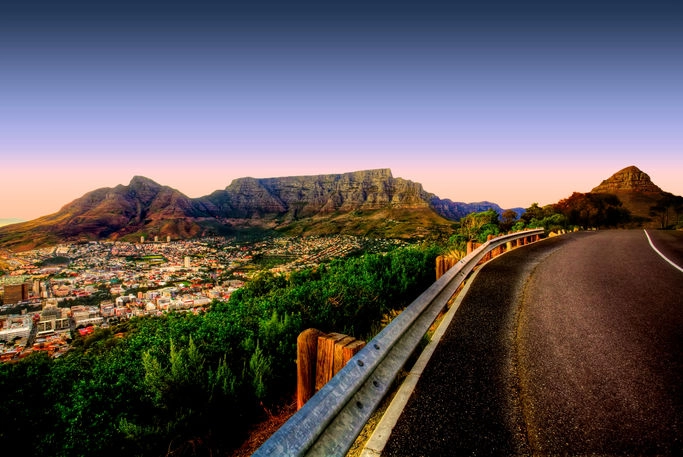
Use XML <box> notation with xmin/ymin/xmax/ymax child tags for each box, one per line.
<box><xmin>0</xmin><ymin>235</ymin><xmax>405</xmax><ymax>361</ymax></box>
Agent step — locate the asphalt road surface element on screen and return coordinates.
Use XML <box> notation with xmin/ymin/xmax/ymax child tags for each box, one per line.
<box><xmin>382</xmin><ymin>230</ymin><xmax>683</xmax><ymax>456</ymax></box>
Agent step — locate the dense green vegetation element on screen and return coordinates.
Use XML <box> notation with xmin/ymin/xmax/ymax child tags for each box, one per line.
<box><xmin>0</xmin><ymin>245</ymin><xmax>439</xmax><ymax>457</ymax></box>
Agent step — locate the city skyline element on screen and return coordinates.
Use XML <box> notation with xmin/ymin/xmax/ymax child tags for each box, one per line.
<box><xmin>2</xmin><ymin>0</ymin><xmax>681</xmax><ymax>220</ymax></box>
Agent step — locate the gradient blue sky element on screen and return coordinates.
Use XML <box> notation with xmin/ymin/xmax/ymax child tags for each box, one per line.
<box><xmin>1</xmin><ymin>0</ymin><xmax>681</xmax><ymax>220</ymax></box>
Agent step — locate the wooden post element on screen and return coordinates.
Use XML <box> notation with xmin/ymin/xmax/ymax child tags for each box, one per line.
<box><xmin>297</xmin><ymin>328</ymin><xmax>324</xmax><ymax>410</ymax></box>
<box><xmin>483</xmin><ymin>235</ymin><xmax>494</xmax><ymax>261</ymax></box>
<box><xmin>466</xmin><ymin>240</ymin><xmax>474</xmax><ymax>255</ymax></box>
<box><xmin>298</xmin><ymin>330</ymin><xmax>367</xmax><ymax>409</ymax></box>
<box><xmin>436</xmin><ymin>255</ymin><xmax>444</xmax><ymax>280</ymax></box>
<box><xmin>333</xmin><ymin>336</ymin><xmax>355</xmax><ymax>374</ymax></box>
<box><xmin>315</xmin><ymin>333</ymin><xmax>346</xmax><ymax>391</ymax></box>
<box><xmin>341</xmin><ymin>340</ymin><xmax>365</xmax><ymax>365</ymax></box>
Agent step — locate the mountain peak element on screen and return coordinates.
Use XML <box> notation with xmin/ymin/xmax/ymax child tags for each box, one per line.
<box><xmin>591</xmin><ymin>166</ymin><xmax>662</xmax><ymax>194</ymax></box>
<box><xmin>129</xmin><ymin>176</ymin><xmax>161</xmax><ymax>188</ymax></box>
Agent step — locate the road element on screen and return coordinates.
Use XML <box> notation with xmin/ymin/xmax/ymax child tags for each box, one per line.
<box><xmin>381</xmin><ymin>230</ymin><xmax>683</xmax><ymax>456</ymax></box>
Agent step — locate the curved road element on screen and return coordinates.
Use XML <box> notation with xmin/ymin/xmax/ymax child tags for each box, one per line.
<box><xmin>382</xmin><ymin>230</ymin><xmax>683</xmax><ymax>456</ymax></box>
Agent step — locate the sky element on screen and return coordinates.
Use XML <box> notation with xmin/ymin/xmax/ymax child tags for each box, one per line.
<box><xmin>1</xmin><ymin>0</ymin><xmax>681</xmax><ymax>220</ymax></box>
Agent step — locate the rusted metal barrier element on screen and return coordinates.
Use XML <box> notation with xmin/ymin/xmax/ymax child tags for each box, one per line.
<box><xmin>254</xmin><ymin>229</ymin><xmax>545</xmax><ymax>457</ymax></box>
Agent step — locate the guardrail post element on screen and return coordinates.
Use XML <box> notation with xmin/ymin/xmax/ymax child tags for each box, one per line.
<box><xmin>297</xmin><ymin>330</ymin><xmax>367</xmax><ymax>410</ymax></box>
<box><xmin>297</xmin><ymin>328</ymin><xmax>324</xmax><ymax>409</ymax></box>
<box><xmin>437</xmin><ymin>255</ymin><xmax>463</xmax><ymax>280</ymax></box>
<box><xmin>341</xmin><ymin>339</ymin><xmax>365</xmax><ymax>369</ymax></box>
<box><xmin>316</xmin><ymin>333</ymin><xmax>347</xmax><ymax>391</ymax></box>
<box><xmin>481</xmin><ymin>235</ymin><xmax>494</xmax><ymax>261</ymax></box>
<box><xmin>436</xmin><ymin>256</ymin><xmax>445</xmax><ymax>280</ymax></box>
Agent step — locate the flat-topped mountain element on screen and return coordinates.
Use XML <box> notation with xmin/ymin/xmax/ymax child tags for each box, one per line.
<box><xmin>0</xmin><ymin>169</ymin><xmax>513</xmax><ymax>251</ymax></box>
<box><xmin>200</xmin><ymin>168</ymin><xmax>432</xmax><ymax>219</ymax></box>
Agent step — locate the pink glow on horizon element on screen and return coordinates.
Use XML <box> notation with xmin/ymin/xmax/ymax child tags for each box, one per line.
<box><xmin>1</xmin><ymin>156</ymin><xmax>681</xmax><ymax>221</ymax></box>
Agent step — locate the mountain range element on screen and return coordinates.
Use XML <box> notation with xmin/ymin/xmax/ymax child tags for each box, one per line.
<box><xmin>0</xmin><ymin>169</ymin><xmax>512</xmax><ymax>251</ymax></box>
<box><xmin>0</xmin><ymin>166</ymin><xmax>677</xmax><ymax>252</ymax></box>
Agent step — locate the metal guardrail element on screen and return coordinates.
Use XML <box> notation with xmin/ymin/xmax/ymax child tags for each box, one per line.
<box><xmin>253</xmin><ymin>229</ymin><xmax>545</xmax><ymax>457</ymax></box>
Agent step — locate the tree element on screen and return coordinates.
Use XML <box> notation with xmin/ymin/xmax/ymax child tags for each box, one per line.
<box><xmin>459</xmin><ymin>210</ymin><xmax>500</xmax><ymax>242</ymax></box>
<box><xmin>555</xmin><ymin>192</ymin><xmax>630</xmax><ymax>228</ymax></box>
<box><xmin>500</xmin><ymin>209</ymin><xmax>518</xmax><ymax>232</ymax></box>
<box><xmin>521</xmin><ymin>203</ymin><xmax>546</xmax><ymax>224</ymax></box>
<box><xmin>650</xmin><ymin>193</ymin><xmax>683</xmax><ymax>229</ymax></box>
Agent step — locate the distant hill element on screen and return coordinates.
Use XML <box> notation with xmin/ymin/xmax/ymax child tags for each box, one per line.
<box><xmin>0</xmin><ymin>218</ymin><xmax>24</xmax><ymax>227</ymax></box>
<box><xmin>591</xmin><ymin>165</ymin><xmax>683</xmax><ymax>227</ymax></box>
<box><xmin>591</xmin><ymin>165</ymin><xmax>663</xmax><ymax>194</ymax></box>
<box><xmin>0</xmin><ymin>177</ymin><xmax>222</xmax><ymax>251</ymax></box>
<box><xmin>0</xmin><ymin>169</ymin><xmax>517</xmax><ymax>251</ymax></box>
<box><xmin>555</xmin><ymin>165</ymin><xmax>681</xmax><ymax>228</ymax></box>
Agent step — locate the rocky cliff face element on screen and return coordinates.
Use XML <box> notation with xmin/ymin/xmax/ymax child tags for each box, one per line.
<box><xmin>591</xmin><ymin>166</ymin><xmax>662</xmax><ymax>194</ymax></box>
<box><xmin>202</xmin><ymin>169</ymin><xmax>432</xmax><ymax>219</ymax></box>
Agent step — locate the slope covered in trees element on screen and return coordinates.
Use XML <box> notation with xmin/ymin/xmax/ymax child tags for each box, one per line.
<box><xmin>0</xmin><ymin>245</ymin><xmax>439</xmax><ymax>457</ymax></box>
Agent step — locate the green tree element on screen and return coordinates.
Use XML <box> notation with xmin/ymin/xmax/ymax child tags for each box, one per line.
<box><xmin>554</xmin><ymin>192</ymin><xmax>630</xmax><ymax>228</ymax></box>
<box><xmin>248</xmin><ymin>344</ymin><xmax>273</xmax><ymax>400</ymax></box>
<box><xmin>459</xmin><ymin>210</ymin><xmax>500</xmax><ymax>242</ymax></box>
<box><xmin>650</xmin><ymin>193</ymin><xmax>683</xmax><ymax>229</ymax></box>
<box><xmin>521</xmin><ymin>203</ymin><xmax>546</xmax><ymax>224</ymax></box>
<box><xmin>500</xmin><ymin>209</ymin><xmax>518</xmax><ymax>232</ymax></box>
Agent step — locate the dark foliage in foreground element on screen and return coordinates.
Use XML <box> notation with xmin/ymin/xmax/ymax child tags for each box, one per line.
<box><xmin>0</xmin><ymin>245</ymin><xmax>439</xmax><ymax>457</ymax></box>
